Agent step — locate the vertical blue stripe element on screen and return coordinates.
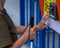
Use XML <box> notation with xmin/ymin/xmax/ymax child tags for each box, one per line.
<box><xmin>36</xmin><ymin>0</ymin><xmax>45</xmax><ymax>48</ymax></box>
<box><xmin>27</xmin><ymin>0</ymin><xmax>31</xmax><ymax>47</ymax></box>
<box><xmin>36</xmin><ymin>0</ymin><xmax>40</xmax><ymax>47</ymax></box>
<box><xmin>25</xmin><ymin>0</ymin><xmax>28</xmax><ymax>26</ymax></box>
<box><xmin>30</xmin><ymin>0</ymin><xmax>34</xmax><ymax>17</ymax></box>
<box><xmin>47</xmin><ymin>32</ymin><xmax>49</xmax><ymax>48</ymax></box>
<box><xmin>30</xmin><ymin>0</ymin><xmax>34</xmax><ymax>48</ymax></box>
<box><xmin>25</xmin><ymin>0</ymin><xmax>31</xmax><ymax>47</ymax></box>
<box><xmin>36</xmin><ymin>0</ymin><xmax>46</xmax><ymax>48</ymax></box>
<box><xmin>52</xmin><ymin>31</ymin><xmax>55</xmax><ymax>48</ymax></box>
<box><xmin>25</xmin><ymin>0</ymin><xmax>31</xmax><ymax>48</ymax></box>
<box><xmin>20</xmin><ymin>0</ymin><xmax>25</xmax><ymax>25</ymax></box>
<box><xmin>58</xmin><ymin>34</ymin><xmax>60</xmax><ymax>48</ymax></box>
<box><xmin>46</xmin><ymin>27</ymin><xmax>50</xmax><ymax>48</ymax></box>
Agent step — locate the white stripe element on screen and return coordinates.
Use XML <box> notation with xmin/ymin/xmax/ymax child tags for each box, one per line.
<box><xmin>25</xmin><ymin>0</ymin><xmax>28</xmax><ymax>26</ymax></box>
<box><xmin>28</xmin><ymin>0</ymin><xmax>30</xmax><ymax>25</ymax></box>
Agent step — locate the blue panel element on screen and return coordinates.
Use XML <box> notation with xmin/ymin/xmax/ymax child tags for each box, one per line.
<box><xmin>20</xmin><ymin>0</ymin><xmax>25</xmax><ymax>25</ymax></box>
<box><xmin>25</xmin><ymin>0</ymin><xmax>28</xmax><ymax>26</ymax></box>
<box><xmin>58</xmin><ymin>34</ymin><xmax>60</xmax><ymax>48</ymax></box>
<box><xmin>52</xmin><ymin>31</ymin><xmax>55</xmax><ymax>48</ymax></box>
<box><xmin>47</xmin><ymin>30</ymin><xmax>50</xmax><ymax>48</ymax></box>
<box><xmin>36</xmin><ymin>0</ymin><xmax>41</xmax><ymax>48</ymax></box>
<box><xmin>30</xmin><ymin>0</ymin><xmax>34</xmax><ymax>48</ymax></box>
<box><xmin>25</xmin><ymin>0</ymin><xmax>32</xmax><ymax>47</ymax></box>
<box><xmin>46</xmin><ymin>27</ymin><xmax>50</xmax><ymax>48</ymax></box>
<box><xmin>36</xmin><ymin>0</ymin><xmax>45</xmax><ymax>48</ymax></box>
<box><xmin>30</xmin><ymin>0</ymin><xmax>34</xmax><ymax>17</ymax></box>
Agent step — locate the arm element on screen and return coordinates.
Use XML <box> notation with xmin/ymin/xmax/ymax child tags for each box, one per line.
<box><xmin>12</xmin><ymin>14</ymin><xmax>49</xmax><ymax>48</ymax></box>
<box><xmin>16</xmin><ymin>14</ymin><xmax>49</xmax><ymax>34</ymax></box>
<box><xmin>16</xmin><ymin>25</ymin><xmax>38</xmax><ymax>34</ymax></box>
<box><xmin>16</xmin><ymin>26</ymin><xmax>27</xmax><ymax>34</ymax></box>
<box><xmin>12</xmin><ymin>26</ymin><xmax>36</xmax><ymax>48</ymax></box>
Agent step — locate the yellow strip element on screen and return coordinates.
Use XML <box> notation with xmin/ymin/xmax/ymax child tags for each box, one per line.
<box><xmin>44</xmin><ymin>0</ymin><xmax>56</xmax><ymax>14</ymax></box>
<box><xmin>51</xmin><ymin>0</ymin><xmax>56</xmax><ymax>2</ymax></box>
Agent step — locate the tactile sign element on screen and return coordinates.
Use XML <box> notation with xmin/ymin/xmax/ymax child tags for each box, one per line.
<box><xmin>44</xmin><ymin>0</ymin><xmax>58</xmax><ymax>20</ymax></box>
<box><xmin>44</xmin><ymin>0</ymin><xmax>60</xmax><ymax>33</ymax></box>
<box><xmin>39</xmin><ymin>0</ymin><xmax>56</xmax><ymax>16</ymax></box>
<box><xmin>44</xmin><ymin>0</ymin><xmax>56</xmax><ymax>14</ymax></box>
<box><xmin>44</xmin><ymin>0</ymin><xmax>51</xmax><ymax>14</ymax></box>
<box><xmin>39</xmin><ymin>0</ymin><xmax>60</xmax><ymax>21</ymax></box>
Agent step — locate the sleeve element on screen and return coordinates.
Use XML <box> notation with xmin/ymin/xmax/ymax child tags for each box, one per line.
<box><xmin>0</xmin><ymin>15</ymin><xmax>13</xmax><ymax>47</ymax></box>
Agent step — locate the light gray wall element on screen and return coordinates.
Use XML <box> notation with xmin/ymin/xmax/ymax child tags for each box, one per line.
<box><xmin>4</xmin><ymin>0</ymin><xmax>20</xmax><ymax>26</ymax></box>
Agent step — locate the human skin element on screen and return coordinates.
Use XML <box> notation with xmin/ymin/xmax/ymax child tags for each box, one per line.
<box><xmin>0</xmin><ymin>0</ymin><xmax>49</xmax><ymax>48</ymax></box>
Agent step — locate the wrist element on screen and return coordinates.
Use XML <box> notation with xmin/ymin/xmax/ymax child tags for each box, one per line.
<box><xmin>32</xmin><ymin>25</ymin><xmax>38</xmax><ymax>32</ymax></box>
<box><xmin>40</xmin><ymin>20</ymin><xmax>45</xmax><ymax>24</ymax></box>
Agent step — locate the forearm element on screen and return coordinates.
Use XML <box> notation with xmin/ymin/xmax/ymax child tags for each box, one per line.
<box><xmin>16</xmin><ymin>26</ymin><xmax>27</xmax><ymax>34</ymax></box>
<box><xmin>11</xmin><ymin>14</ymin><xmax>49</xmax><ymax>48</ymax></box>
<box><xmin>12</xmin><ymin>23</ymin><xmax>42</xmax><ymax>48</ymax></box>
<box><xmin>16</xmin><ymin>25</ymin><xmax>37</xmax><ymax>34</ymax></box>
<box><xmin>12</xmin><ymin>31</ymin><xmax>29</xmax><ymax>48</ymax></box>
<box><xmin>16</xmin><ymin>21</ymin><xmax>44</xmax><ymax>34</ymax></box>
<box><xmin>12</xmin><ymin>26</ymin><xmax>36</xmax><ymax>48</ymax></box>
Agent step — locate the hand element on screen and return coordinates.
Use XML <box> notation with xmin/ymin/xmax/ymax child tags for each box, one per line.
<box><xmin>37</xmin><ymin>14</ymin><xmax>49</xmax><ymax>30</ymax></box>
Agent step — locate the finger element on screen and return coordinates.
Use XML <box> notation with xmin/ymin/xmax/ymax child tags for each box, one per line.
<box><xmin>44</xmin><ymin>14</ymin><xmax>49</xmax><ymax>17</ymax></box>
<box><xmin>42</xmin><ymin>14</ymin><xmax>49</xmax><ymax>23</ymax></box>
<box><xmin>43</xmin><ymin>24</ymin><xmax>49</xmax><ymax>29</ymax></box>
<box><xmin>44</xmin><ymin>14</ymin><xmax>49</xmax><ymax>19</ymax></box>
